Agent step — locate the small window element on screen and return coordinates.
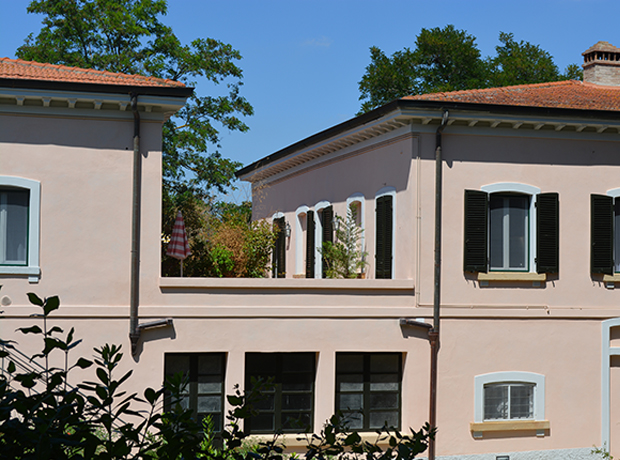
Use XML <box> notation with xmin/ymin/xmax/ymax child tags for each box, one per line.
<box><xmin>336</xmin><ymin>352</ymin><xmax>402</xmax><ymax>430</ymax></box>
<box><xmin>0</xmin><ymin>189</ymin><xmax>29</xmax><ymax>266</ymax></box>
<box><xmin>473</xmin><ymin>372</ymin><xmax>545</xmax><ymax>424</ymax></box>
<box><xmin>0</xmin><ymin>176</ymin><xmax>41</xmax><ymax>281</ymax></box>
<box><xmin>484</xmin><ymin>382</ymin><xmax>534</xmax><ymax>420</ymax></box>
<box><xmin>245</xmin><ymin>352</ymin><xmax>315</xmax><ymax>433</ymax></box>
<box><xmin>464</xmin><ymin>185</ymin><xmax>559</xmax><ymax>274</ymax></box>
<box><xmin>164</xmin><ymin>353</ymin><xmax>226</xmax><ymax>430</ymax></box>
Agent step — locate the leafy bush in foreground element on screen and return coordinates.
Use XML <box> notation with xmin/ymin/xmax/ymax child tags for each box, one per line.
<box><xmin>0</xmin><ymin>290</ymin><xmax>433</xmax><ymax>459</ymax></box>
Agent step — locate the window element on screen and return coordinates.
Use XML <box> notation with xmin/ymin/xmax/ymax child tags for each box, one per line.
<box><xmin>474</xmin><ymin>372</ymin><xmax>545</xmax><ymax>423</ymax></box>
<box><xmin>0</xmin><ymin>176</ymin><xmax>41</xmax><ymax>281</ymax></box>
<box><xmin>312</xmin><ymin>201</ymin><xmax>332</xmax><ymax>278</ymax></box>
<box><xmin>295</xmin><ymin>206</ymin><xmax>309</xmax><ymax>277</ymax></box>
<box><xmin>335</xmin><ymin>353</ymin><xmax>401</xmax><ymax>431</ymax></box>
<box><xmin>164</xmin><ymin>353</ymin><xmax>226</xmax><ymax>430</ymax></box>
<box><xmin>272</xmin><ymin>214</ymin><xmax>286</xmax><ymax>278</ymax></box>
<box><xmin>484</xmin><ymin>382</ymin><xmax>534</xmax><ymax>420</ymax></box>
<box><xmin>464</xmin><ymin>183</ymin><xmax>559</xmax><ymax>274</ymax></box>
<box><xmin>591</xmin><ymin>189</ymin><xmax>620</xmax><ymax>274</ymax></box>
<box><xmin>375</xmin><ymin>188</ymin><xmax>395</xmax><ymax>279</ymax></box>
<box><xmin>245</xmin><ymin>352</ymin><xmax>315</xmax><ymax>433</ymax></box>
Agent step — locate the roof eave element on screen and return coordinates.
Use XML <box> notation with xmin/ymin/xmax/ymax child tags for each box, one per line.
<box><xmin>0</xmin><ymin>77</ymin><xmax>194</xmax><ymax>98</ymax></box>
<box><xmin>236</xmin><ymin>98</ymin><xmax>620</xmax><ymax>180</ymax></box>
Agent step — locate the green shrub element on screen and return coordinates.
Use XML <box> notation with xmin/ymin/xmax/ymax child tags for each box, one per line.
<box><xmin>321</xmin><ymin>206</ymin><xmax>368</xmax><ymax>279</ymax></box>
<box><xmin>0</xmin><ymin>289</ymin><xmax>433</xmax><ymax>459</ymax></box>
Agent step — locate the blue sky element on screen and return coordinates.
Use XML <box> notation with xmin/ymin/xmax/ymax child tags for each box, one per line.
<box><xmin>2</xmin><ymin>0</ymin><xmax>619</xmax><ymax>200</ymax></box>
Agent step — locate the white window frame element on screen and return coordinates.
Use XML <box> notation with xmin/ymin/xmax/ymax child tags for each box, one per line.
<box><xmin>294</xmin><ymin>205</ymin><xmax>310</xmax><ymax>276</ymax></box>
<box><xmin>0</xmin><ymin>176</ymin><xmax>41</xmax><ymax>282</ymax></box>
<box><xmin>606</xmin><ymin>188</ymin><xmax>620</xmax><ymax>272</ymax></box>
<box><xmin>375</xmin><ymin>187</ymin><xmax>396</xmax><ymax>279</ymax></box>
<box><xmin>314</xmin><ymin>200</ymin><xmax>331</xmax><ymax>278</ymax></box>
<box><xmin>474</xmin><ymin>371</ymin><xmax>545</xmax><ymax>423</ymax></box>
<box><xmin>346</xmin><ymin>193</ymin><xmax>366</xmax><ymax>256</ymax></box>
<box><xmin>481</xmin><ymin>183</ymin><xmax>540</xmax><ymax>273</ymax></box>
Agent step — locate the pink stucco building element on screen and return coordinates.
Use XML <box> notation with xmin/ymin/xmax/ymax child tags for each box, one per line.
<box><xmin>3</xmin><ymin>42</ymin><xmax>620</xmax><ymax>459</ymax></box>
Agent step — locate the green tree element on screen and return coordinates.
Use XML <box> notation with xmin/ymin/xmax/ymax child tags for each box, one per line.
<box><xmin>17</xmin><ymin>0</ymin><xmax>253</xmax><ymax>208</ymax></box>
<box><xmin>358</xmin><ymin>26</ymin><xmax>582</xmax><ymax>113</ymax></box>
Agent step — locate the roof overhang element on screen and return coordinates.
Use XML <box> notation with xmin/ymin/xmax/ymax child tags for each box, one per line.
<box><xmin>236</xmin><ymin>99</ymin><xmax>620</xmax><ymax>184</ymax></box>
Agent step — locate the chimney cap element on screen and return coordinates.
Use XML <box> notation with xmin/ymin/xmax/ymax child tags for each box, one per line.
<box><xmin>582</xmin><ymin>41</ymin><xmax>620</xmax><ymax>56</ymax></box>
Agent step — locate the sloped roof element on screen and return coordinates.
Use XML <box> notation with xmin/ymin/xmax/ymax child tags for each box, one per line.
<box><xmin>0</xmin><ymin>57</ymin><xmax>185</xmax><ymax>88</ymax></box>
<box><xmin>403</xmin><ymin>80</ymin><xmax>620</xmax><ymax>112</ymax></box>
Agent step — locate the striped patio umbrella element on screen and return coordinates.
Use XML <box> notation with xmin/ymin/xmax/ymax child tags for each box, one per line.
<box><xmin>167</xmin><ymin>211</ymin><xmax>191</xmax><ymax>276</ymax></box>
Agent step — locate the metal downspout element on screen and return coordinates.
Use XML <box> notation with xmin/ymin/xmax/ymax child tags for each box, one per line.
<box><xmin>428</xmin><ymin>110</ymin><xmax>449</xmax><ymax>460</ymax></box>
<box><xmin>129</xmin><ymin>93</ymin><xmax>142</xmax><ymax>355</ymax></box>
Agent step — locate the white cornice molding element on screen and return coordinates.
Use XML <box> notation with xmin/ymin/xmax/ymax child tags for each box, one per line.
<box><xmin>0</xmin><ymin>87</ymin><xmax>187</xmax><ymax>121</ymax></box>
<box><xmin>241</xmin><ymin>108</ymin><xmax>620</xmax><ymax>184</ymax></box>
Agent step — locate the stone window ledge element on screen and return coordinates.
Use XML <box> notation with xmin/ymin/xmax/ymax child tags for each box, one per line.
<box><xmin>470</xmin><ymin>420</ymin><xmax>550</xmax><ymax>438</ymax></box>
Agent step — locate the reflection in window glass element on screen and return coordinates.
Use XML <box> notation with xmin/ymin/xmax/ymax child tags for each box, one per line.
<box><xmin>489</xmin><ymin>194</ymin><xmax>529</xmax><ymax>271</ymax></box>
<box><xmin>484</xmin><ymin>382</ymin><xmax>534</xmax><ymax>420</ymax></box>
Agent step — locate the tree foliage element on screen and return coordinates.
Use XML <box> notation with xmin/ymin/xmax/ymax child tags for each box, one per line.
<box><xmin>321</xmin><ymin>206</ymin><xmax>368</xmax><ymax>279</ymax></box>
<box><xmin>17</xmin><ymin>0</ymin><xmax>253</xmax><ymax>200</ymax></box>
<box><xmin>358</xmin><ymin>25</ymin><xmax>584</xmax><ymax>113</ymax></box>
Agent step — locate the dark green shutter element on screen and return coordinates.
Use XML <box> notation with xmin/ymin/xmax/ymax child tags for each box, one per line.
<box><xmin>321</xmin><ymin>206</ymin><xmax>334</xmax><ymax>278</ymax></box>
<box><xmin>272</xmin><ymin>217</ymin><xmax>286</xmax><ymax>278</ymax></box>
<box><xmin>375</xmin><ymin>195</ymin><xmax>393</xmax><ymax>279</ymax></box>
<box><xmin>536</xmin><ymin>193</ymin><xmax>559</xmax><ymax>273</ymax></box>
<box><xmin>463</xmin><ymin>190</ymin><xmax>488</xmax><ymax>272</ymax></box>
<box><xmin>306</xmin><ymin>211</ymin><xmax>315</xmax><ymax>278</ymax></box>
<box><xmin>591</xmin><ymin>194</ymin><xmax>614</xmax><ymax>275</ymax></box>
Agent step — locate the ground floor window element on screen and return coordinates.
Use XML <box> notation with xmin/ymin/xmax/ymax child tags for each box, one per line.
<box><xmin>484</xmin><ymin>382</ymin><xmax>534</xmax><ymax>420</ymax></box>
<box><xmin>164</xmin><ymin>353</ymin><xmax>226</xmax><ymax>430</ymax></box>
<box><xmin>245</xmin><ymin>352</ymin><xmax>315</xmax><ymax>433</ymax></box>
<box><xmin>336</xmin><ymin>352</ymin><xmax>402</xmax><ymax>430</ymax></box>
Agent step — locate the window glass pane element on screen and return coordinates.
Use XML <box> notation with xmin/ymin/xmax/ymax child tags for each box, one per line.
<box><xmin>282</xmin><ymin>352</ymin><xmax>314</xmax><ymax>372</ymax></box>
<box><xmin>165</xmin><ymin>354</ymin><xmax>190</xmax><ymax>376</ymax></box>
<box><xmin>197</xmin><ymin>375</ymin><xmax>222</xmax><ymax>394</ymax></box>
<box><xmin>510</xmin><ymin>384</ymin><xmax>534</xmax><ymax>419</ymax></box>
<box><xmin>370</xmin><ymin>373</ymin><xmax>399</xmax><ymax>391</ymax></box>
<box><xmin>282</xmin><ymin>372</ymin><xmax>313</xmax><ymax>391</ymax></box>
<box><xmin>369</xmin><ymin>411</ymin><xmax>399</xmax><ymax>429</ymax></box>
<box><xmin>198</xmin><ymin>354</ymin><xmax>223</xmax><ymax>374</ymax></box>
<box><xmin>489</xmin><ymin>194</ymin><xmax>528</xmax><ymax>270</ymax></box>
<box><xmin>484</xmin><ymin>384</ymin><xmax>508</xmax><ymax>420</ymax></box>
<box><xmin>338</xmin><ymin>374</ymin><xmax>364</xmax><ymax>392</ymax></box>
<box><xmin>370</xmin><ymin>392</ymin><xmax>399</xmax><ymax>410</ymax></box>
<box><xmin>338</xmin><ymin>393</ymin><xmax>363</xmax><ymax>410</ymax></box>
<box><xmin>2</xmin><ymin>190</ymin><xmax>29</xmax><ymax>265</ymax></box>
<box><xmin>197</xmin><ymin>395</ymin><xmax>221</xmax><ymax>413</ymax></box>
<box><xmin>508</xmin><ymin>196</ymin><xmax>528</xmax><ymax>269</ymax></box>
<box><xmin>282</xmin><ymin>393</ymin><xmax>312</xmax><ymax>410</ymax></box>
<box><xmin>282</xmin><ymin>412</ymin><xmax>311</xmax><ymax>431</ymax></box>
<box><xmin>370</xmin><ymin>354</ymin><xmax>399</xmax><ymax>373</ymax></box>
<box><xmin>337</xmin><ymin>354</ymin><xmax>364</xmax><ymax>372</ymax></box>
<box><xmin>251</xmin><ymin>413</ymin><xmax>275</xmax><ymax>432</ymax></box>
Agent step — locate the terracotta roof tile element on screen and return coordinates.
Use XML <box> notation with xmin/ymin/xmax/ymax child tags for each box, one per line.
<box><xmin>0</xmin><ymin>57</ymin><xmax>185</xmax><ymax>88</ymax></box>
<box><xmin>403</xmin><ymin>80</ymin><xmax>620</xmax><ymax>112</ymax></box>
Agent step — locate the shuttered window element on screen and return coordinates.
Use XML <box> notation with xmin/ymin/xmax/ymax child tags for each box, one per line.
<box><xmin>306</xmin><ymin>211</ymin><xmax>315</xmax><ymax>278</ymax></box>
<box><xmin>272</xmin><ymin>217</ymin><xmax>286</xmax><ymax>278</ymax></box>
<box><xmin>591</xmin><ymin>194</ymin><xmax>614</xmax><ymax>274</ymax></box>
<box><xmin>320</xmin><ymin>206</ymin><xmax>333</xmax><ymax>278</ymax></box>
<box><xmin>463</xmin><ymin>189</ymin><xmax>559</xmax><ymax>274</ymax></box>
<box><xmin>375</xmin><ymin>195</ymin><xmax>393</xmax><ymax>279</ymax></box>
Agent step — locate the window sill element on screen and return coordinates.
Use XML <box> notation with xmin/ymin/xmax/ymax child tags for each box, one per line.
<box><xmin>248</xmin><ymin>431</ymin><xmax>395</xmax><ymax>448</ymax></box>
<box><xmin>0</xmin><ymin>265</ymin><xmax>40</xmax><ymax>283</ymax></box>
<box><xmin>470</xmin><ymin>420</ymin><xmax>549</xmax><ymax>438</ymax></box>
<box><xmin>477</xmin><ymin>272</ymin><xmax>546</xmax><ymax>286</ymax></box>
<box><xmin>159</xmin><ymin>277</ymin><xmax>413</xmax><ymax>291</ymax></box>
<box><xmin>602</xmin><ymin>274</ymin><xmax>620</xmax><ymax>283</ymax></box>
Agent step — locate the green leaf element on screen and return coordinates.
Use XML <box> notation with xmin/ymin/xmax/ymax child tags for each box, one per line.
<box><xmin>27</xmin><ymin>292</ymin><xmax>43</xmax><ymax>306</ymax></box>
<box><xmin>43</xmin><ymin>296</ymin><xmax>60</xmax><ymax>315</ymax></box>
<box><xmin>17</xmin><ymin>325</ymin><xmax>42</xmax><ymax>335</ymax></box>
<box><xmin>144</xmin><ymin>387</ymin><xmax>157</xmax><ymax>404</ymax></box>
<box><xmin>7</xmin><ymin>360</ymin><xmax>15</xmax><ymax>373</ymax></box>
<box><xmin>96</xmin><ymin>367</ymin><xmax>109</xmax><ymax>386</ymax></box>
<box><xmin>75</xmin><ymin>358</ymin><xmax>93</xmax><ymax>369</ymax></box>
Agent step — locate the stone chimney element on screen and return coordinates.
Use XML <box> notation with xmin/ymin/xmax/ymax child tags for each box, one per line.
<box><xmin>583</xmin><ymin>41</ymin><xmax>620</xmax><ymax>86</ymax></box>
